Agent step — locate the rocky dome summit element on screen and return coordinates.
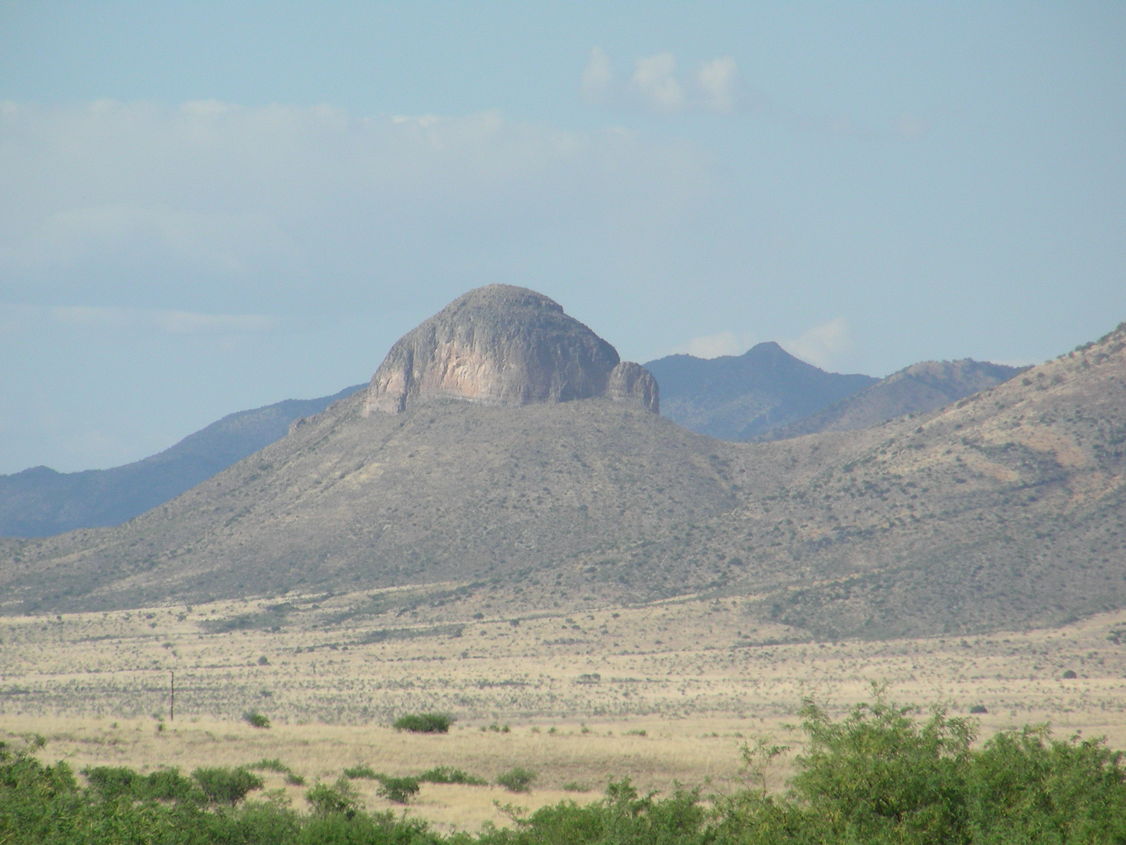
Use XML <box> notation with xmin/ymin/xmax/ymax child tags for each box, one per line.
<box><xmin>363</xmin><ymin>285</ymin><xmax>658</xmax><ymax>415</ymax></box>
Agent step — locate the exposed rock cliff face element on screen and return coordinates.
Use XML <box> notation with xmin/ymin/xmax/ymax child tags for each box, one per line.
<box><xmin>363</xmin><ymin>285</ymin><xmax>659</xmax><ymax>415</ymax></box>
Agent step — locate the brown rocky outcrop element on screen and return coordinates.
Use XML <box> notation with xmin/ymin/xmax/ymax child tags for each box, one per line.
<box><xmin>362</xmin><ymin>285</ymin><xmax>659</xmax><ymax>415</ymax></box>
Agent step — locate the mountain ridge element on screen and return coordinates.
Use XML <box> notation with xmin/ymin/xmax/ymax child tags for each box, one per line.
<box><xmin>644</xmin><ymin>342</ymin><xmax>875</xmax><ymax>440</ymax></box>
<box><xmin>0</xmin><ymin>386</ymin><xmax>363</xmax><ymax>537</ymax></box>
<box><xmin>2</xmin><ymin>288</ymin><xmax>1122</xmax><ymax>642</ymax></box>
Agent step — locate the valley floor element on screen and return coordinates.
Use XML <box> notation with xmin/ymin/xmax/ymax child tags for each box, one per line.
<box><xmin>2</xmin><ymin>587</ymin><xmax>1124</xmax><ymax>832</ymax></box>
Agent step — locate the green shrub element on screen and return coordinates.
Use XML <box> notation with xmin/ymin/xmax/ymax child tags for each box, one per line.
<box><xmin>141</xmin><ymin>768</ymin><xmax>202</xmax><ymax>803</ymax></box>
<box><xmin>247</xmin><ymin>757</ymin><xmax>289</xmax><ymax>772</ymax></box>
<box><xmin>418</xmin><ymin>766</ymin><xmax>487</xmax><ymax>785</ymax></box>
<box><xmin>83</xmin><ymin>765</ymin><xmax>141</xmax><ymax>800</ymax></box>
<box><xmin>83</xmin><ymin>764</ymin><xmax>202</xmax><ymax>804</ymax></box>
<box><xmin>393</xmin><ymin>712</ymin><xmax>453</xmax><ymax>733</ymax></box>
<box><xmin>789</xmin><ymin>694</ymin><xmax>975</xmax><ymax>842</ymax></box>
<box><xmin>242</xmin><ymin>710</ymin><xmax>271</xmax><ymax>729</ymax></box>
<box><xmin>496</xmin><ymin>767</ymin><xmax>536</xmax><ymax>793</ymax></box>
<box><xmin>967</xmin><ymin>724</ymin><xmax>1126</xmax><ymax>842</ymax></box>
<box><xmin>376</xmin><ymin>775</ymin><xmax>420</xmax><ymax>804</ymax></box>
<box><xmin>191</xmin><ymin>766</ymin><xmax>264</xmax><ymax>805</ymax></box>
<box><xmin>305</xmin><ymin>778</ymin><xmax>359</xmax><ymax>817</ymax></box>
<box><xmin>343</xmin><ymin>764</ymin><xmax>381</xmax><ymax>780</ymax></box>
<box><xmin>498</xmin><ymin>779</ymin><xmax>708</xmax><ymax>844</ymax></box>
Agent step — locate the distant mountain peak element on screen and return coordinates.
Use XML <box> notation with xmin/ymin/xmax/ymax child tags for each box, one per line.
<box><xmin>745</xmin><ymin>340</ymin><xmax>787</xmax><ymax>356</ymax></box>
<box><xmin>363</xmin><ymin>284</ymin><xmax>659</xmax><ymax>415</ymax></box>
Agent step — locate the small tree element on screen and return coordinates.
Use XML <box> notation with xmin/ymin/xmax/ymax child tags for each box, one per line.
<box><xmin>377</xmin><ymin>775</ymin><xmax>420</xmax><ymax>804</ymax></box>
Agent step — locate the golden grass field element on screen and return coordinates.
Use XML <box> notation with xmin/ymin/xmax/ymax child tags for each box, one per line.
<box><xmin>2</xmin><ymin>585</ymin><xmax>1124</xmax><ymax>833</ymax></box>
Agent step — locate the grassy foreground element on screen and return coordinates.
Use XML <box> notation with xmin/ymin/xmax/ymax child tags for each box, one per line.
<box><xmin>4</xmin><ymin>693</ymin><xmax>1124</xmax><ymax>844</ymax></box>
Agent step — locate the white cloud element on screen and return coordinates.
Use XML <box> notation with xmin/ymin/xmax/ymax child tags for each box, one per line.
<box><xmin>784</xmin><ymin>317</ymin><xmax>854</xmax><ymax>370</ymax></box>
<box><xmin>581</xmin><ymin>47</ymin><xmax>614</xmax><ymax>104</ymax></box>
<box><xmin>697</xmin><ymin>56</ymin><xmax>740</xmax><ymax>113</ymax></box>
<box><xmin>584</xmin><ymin>51</ymin><xmax>748</xmax><ymax>116</ymax></box>
<box><xmin>630</xmin><ymin>53</ymin><xmax>685</xmax><ymax>111</ymax></box>
<box><xmin>670</xmin><ymin>330</ymin><xmax>755</xmax><ymax>359</ymax></box>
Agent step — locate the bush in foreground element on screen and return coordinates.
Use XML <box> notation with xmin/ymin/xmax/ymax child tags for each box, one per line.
<box><xmin>2</xmin><ymin>695</ymin><xmax>1124</xmax><ymax>843</ymax></box>
<box><xmin>191</xmin><ymin>766</ymin><xmax>263</xmax><ymax>805</ymax></box>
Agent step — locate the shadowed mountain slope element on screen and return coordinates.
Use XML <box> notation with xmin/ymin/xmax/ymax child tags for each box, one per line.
<box><xmin>761</xmin><ymin>359</ymin><xmax>1024</xmax><ymax>440</ymax></box>
<box><xmin>0</xmin><ymin>386</ymin><xmax>362</xmax><ymax>537</ymax></box>
<box><xmin>644</xmin><ymin>343</ymin><xmax>876</xmax><ymax>440</ymax></box>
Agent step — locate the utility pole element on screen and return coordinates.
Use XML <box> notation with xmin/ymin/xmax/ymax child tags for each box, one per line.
<box><xmin>170</xmin><ymin>670</ymin><xmax>175</xmax><ymax>722</ymax></box>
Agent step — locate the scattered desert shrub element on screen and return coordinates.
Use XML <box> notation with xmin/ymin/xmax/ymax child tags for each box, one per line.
<box><xmin>342</xmin><ymin>764</ymin><xmax>381</xmax><ymax>780</ymax></box>
<box><xmin>248</xmin><ymin>758</ymin><xmax>304</xmax><ymax>786</ymax></box>
<box><xmin>248</xmin><ymin>757</ymin><xmax>290</xmax><ymax>772</ymax></box>
<box><xmin>392</xmin><ymin>712</ymin><xmax>453</xmax><ymax>733</ymax></box>
<box><xmin>496</xmin><ymin>767</ymin><xmax>537</xmax><ymax>793</ymax></box>
<box><xmin>242</xmin><ymin>710</ymin><xmax>271</xmax><ymax>729</ymax></box>
<box><xmin>418</xmin><ymin>766</ymin><xmax>487</xmax><ymax>786</ymax></box>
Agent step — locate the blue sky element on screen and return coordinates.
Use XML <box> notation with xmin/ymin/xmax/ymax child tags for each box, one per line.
<box><xmin>2</xmin><ymin>1</ymin><xmax>1124</xmax><ymax>473</ymax></box>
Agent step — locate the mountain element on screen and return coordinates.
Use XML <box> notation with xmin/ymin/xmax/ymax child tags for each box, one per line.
<box><xmin>0</xmin><ymin>386</ymin><xmax>362</xmax><ymax>537</ymax></box>
<box><xmin>644</xmin><ymin>343</ymin><xmax>876</xmax><ymax>440</ymax></box>
<box><xmin>759</xmin><ymin>359</ymin><xmax>1025</xmax><ymax>440</ymax></box>
<box><xmin>2</xmin><ymin>288</ymin><xmax>1123</xmax><ymax>643</ymax></box>
<box><xmin>365</xmin><ymin>284</ymin><xmax>657</xmax><ymax>414</ymax></box>
<box><xmin>1</xmin><ymin>328</ymin><xmax>1009</xmax><ymax>540</ymax></box>
<box><xmin>625</xmin><ymin>328</ymin><xmax>1125</xmax><ymax>639</ymax></box>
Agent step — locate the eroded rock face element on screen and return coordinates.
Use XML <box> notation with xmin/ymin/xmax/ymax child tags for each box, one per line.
<box><xmin>607</xmin><ymin>361</ymin><xmax>659</xmax><ymax>414</ymax></box>
<box><xmin>363</xmin><ymin>285</ymin><xmax>658</xmax><ymax>415</ymax></box>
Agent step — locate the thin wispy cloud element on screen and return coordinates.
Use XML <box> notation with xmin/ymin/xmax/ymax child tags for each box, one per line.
<box><xmin>581</xmin><ymin>47</ymin><xmax>614</xmax><ymax>104</ymax></box>
<box><xmin>785</xmin><ymin>317</ymin><xmax>855</xmax><ymax>371</ymax></box>
<box><xmin>0</xmin><ymin>100</ymin><xmax>714</xmax><ymax>312</ymax></box>
<box><xmin>2</xmin><ymin>304</ymin><xmax>277</xmax><ymax>335</ymax></box>
<box><xmin>696</xmin><ymin>57</ymin><xmax>741</xmax><ymax>113</ymax></box>
<box><xmin>670</xmin><ymin>330</ymin><xmax>755</xmax><ymax>359</ymax></box>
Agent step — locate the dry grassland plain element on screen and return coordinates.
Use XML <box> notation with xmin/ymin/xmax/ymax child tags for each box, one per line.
<box><xmin>2</xmin><ymin>585</ymin><xmax>1124</xmax><ymax>832</ymax></box>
